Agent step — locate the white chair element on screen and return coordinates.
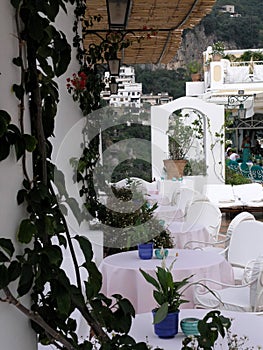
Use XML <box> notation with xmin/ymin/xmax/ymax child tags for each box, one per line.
<box><xmin>227</xmin><ymin>220</ymin><xmax>263</xmax><ymax>284</ymax></box>
<box><xmin>183</xmin><ymin>211</ymin><xmax>255</xmax><ymax>258</ymax></box>
<box><xmin>183</xmin><ymin>201</ymin><xmax>222</xmax><ymax>241</ymax></box>
<box><xmin>227</xmin><ymin>211</ymin><xmax>255</xmax><ymax>236</ymax></box>
<box><xmin>170</xmin><ymin>187</ymin><xmax>200</xmax><ymax>218</ymax></box>
<box><xmin>193</xmin><ymin>255</ymin><xmax>263</xmax><ymax>312</ymax></box>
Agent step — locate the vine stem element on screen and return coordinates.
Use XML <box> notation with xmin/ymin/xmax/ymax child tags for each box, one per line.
<box><xmin>3</xmin><ymin>287</ymin><xmax>75</xmax><ymax>350</ymax></box>
<box><xmin>15</xmin><ymin>7</ymin><xmax>31</xmax><ymax>183</ymax></box>
<box><xmin>49</xmin><ymin>183</ymin><xmax>110</xmax><ymax>342</ymax></box>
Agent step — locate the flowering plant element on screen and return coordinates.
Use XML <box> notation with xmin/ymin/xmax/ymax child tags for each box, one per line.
<box><xmin>66</xmin><ymin>67</ymin><xmax>105</xmax><ymax>115</ymax></box>
<box><xmin>66</xmin><ymin>71</ymin><xmax>88</xmax><ymax>102</ymax></box>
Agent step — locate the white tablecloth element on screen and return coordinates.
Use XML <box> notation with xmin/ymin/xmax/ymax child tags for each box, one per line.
<box><xmin>129</xmin><ymin>309</ymin><xmax>263</xmax><ymax>349</ymax></box>
<box><xmin>166</xmin><ymin>221</ymin><xmax>210</xmax><ymax>248</ymax></box>
<box><xmin>145</xmin><ymin>192</ymin><xmax>170</xmax><ymax>206</ymax></box>
<box><xmin>99</xmin><ymin>249</ymin><xmax>234</xmax><ymax>313</ymax></box>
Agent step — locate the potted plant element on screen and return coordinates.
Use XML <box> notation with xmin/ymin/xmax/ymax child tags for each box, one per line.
<box><xmin>181</xmin><ymin>310</ymin><xmax>231</xmax><ymax>349</ymax></box>
<box><xmin>187</xmin><ymin>60</ymin><xmax>202</xmax><ymax>81</ymax></box>
<box><xmin>164</xmin><ymin>112</ymin><xmax>196</xmax><ymax>179</ymax></box>
<box><xmin>211</xmin><ymin>41</ymin><xmax>225</xmax><ymax>61</ymax></box>
<box><xmin>140</xmin><ymin>261</ymin><xmax>193</xmax><ymax>338</ymax></box>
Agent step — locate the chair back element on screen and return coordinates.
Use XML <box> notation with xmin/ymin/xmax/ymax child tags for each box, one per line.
<box><xmin>184</xmin><ymin>201</ymin><xmax>222</xmax><ymax>240</ymax></box>
<box><xmin>248</xmin><ymin>256</ymin><xmax>263</xmax><ymax>311</ymax></box>
<box><xmin>228</xmin><ymin>221</ymin><xmax>263</xmax><ymax>268</ymax></box>
<box><xmin>227</xmin><ymin>211</ymin><xmax>255</xmax><ymax>237</ymax></box>
<box><xmin>251</xmin><ymin>165</ymin><xmax>263</xmax><ymax>183</ymax></box>
<box><xmin>171</xmin><ymin>187</ymin><xmax>198</xmax><ymax>215</ymax></box>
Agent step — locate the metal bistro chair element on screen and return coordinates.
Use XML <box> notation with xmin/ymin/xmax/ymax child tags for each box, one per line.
<box><xmin>182</xmin><ymin>201</ymin><xmax>222</xmax><ymax>244</ymax></box>
<box><xmin>193</xmin><ymin>255</ymin><xmax>263</xmax><ymax>313</ymax></box>
<box><xmin>228</xmin><ymin>220</ymin><xmax>263</xmax><ymax>284</ymax></box>
<box><xmin>183</xmin><ymin>211</ymin><xmax>255</xmax><ymax>259</ymax></box>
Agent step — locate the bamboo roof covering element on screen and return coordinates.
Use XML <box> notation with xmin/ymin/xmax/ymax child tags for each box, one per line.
<box><xmin>84</xmin><ymin>0</ymin><xmax>216</xmax><ymax>65</ymax></box>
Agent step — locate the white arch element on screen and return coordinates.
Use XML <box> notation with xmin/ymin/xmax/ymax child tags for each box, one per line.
<box><xmin>151</xmin><ymin>96</ymin><xmax>225</xmax><ymax>184</ymax></box>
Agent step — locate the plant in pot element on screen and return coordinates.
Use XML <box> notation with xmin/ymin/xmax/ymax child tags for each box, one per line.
<box><xmin>187</xmin><ymin>60</ymin><xmax>202</xmax><ymax>81</ymax></box>
<box><xmin>181</xmin><ymin>310</ymin><xmax>231</xmax><ymax>350</ymax></box>
<box><xmin>164</xmin><ymin>112</ymin><xmax>197</xmax><ymax>180</ymax></box>
<box><xmin>140</xmin><ymin>261</ymin><xmax>193</xmax><ymax>338</ymax></box>
<box><xmin>211</xmin><ymin>41</ymin><xmax>225</xmax><ymax>61</ymax></box>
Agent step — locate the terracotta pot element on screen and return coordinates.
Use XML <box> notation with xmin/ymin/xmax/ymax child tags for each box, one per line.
<box><xmin>163</xmin><ymin>159</ymin><xmax>187</xmax><ymax>180</ymax></box>
<box><xmin>191</xmin><ymin>73</ymin><xmax>201</xmax><ymax>81</ymax></box>
<box><xmin>212</xmin><ymin>53</ymin><xmax>223</xmax><ymax>61</ymax></box>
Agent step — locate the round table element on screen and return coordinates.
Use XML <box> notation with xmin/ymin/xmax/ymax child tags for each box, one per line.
<box><xmin>129</xmin><ymin>309</ymin><xmax>263</xmax><ymax>349</ymax></box>
<box><xmin>166</xmin><ymin>221</ymin><xmax>210</xmax><ymax>248</ymax></box>
<box><xmin>99</xmin><ymin>249</ymin><xmax>234</xmax><ymax>313</ymax></box>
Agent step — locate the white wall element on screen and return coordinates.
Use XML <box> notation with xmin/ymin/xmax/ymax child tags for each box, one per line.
<box><xmin>53</xmin><ymin>5</ymin><xmax>103</xmax><ymax>267</ymax></box>
<box><xmin>0</xmin><ymin>3</ymin><xmax>103</xmax><ymax>350</ymax></box>
<box><xmin>151</xmin><ymin>97</ymin><xmax>225</xmax><ymax>191</ymax></box>
<box><xmin>0</xmin><ymin>2</ymin><xmax>37</xmax><ymax>349</ymax></box>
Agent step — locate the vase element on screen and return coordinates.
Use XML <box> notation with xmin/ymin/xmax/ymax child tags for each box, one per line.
<box><xmin>152</xmin><ymin>310</ymin><xmax>179</xmax><ymax>338</ymax></box>
<box><xmin>155</xmin><ymin>248</ymin><xmax>169</xmax><ymax>259</ymax></box>
<box><xmin>180</xmin><ymin>317</ymin><xmax>200</xmax><ymax>336</ymax></box>
<box><xmin>138</xmin><ymin>243</ymin><xmax>154</xmax><ymax>260</ymax></box>
<box><xmin>163</xmin><ymin>159</ymin><xmax>187</xmax><ymax>180</ymax></box>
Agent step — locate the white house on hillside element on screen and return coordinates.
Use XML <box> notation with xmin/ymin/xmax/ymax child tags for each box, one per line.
<box><xmin>186</xmin><ymin>47</ymin><xmax>263</xmax><ymax>152</ymax></box>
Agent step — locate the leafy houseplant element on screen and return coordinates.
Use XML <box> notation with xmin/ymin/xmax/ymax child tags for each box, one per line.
<box><xmin>181</xmin><ymin>310</ymin><xmax>231</xmax><ymax>350</ymax></box>
<box><xmin>187</xmin><ymin>60</ymin><xmax>202</xmax><ymax>81</ymax></box>
<box><xmin>140</xmin><ymin>261</ymin><xmax>192</xmax><ymax>337</ymax></box>
<box><xmin>211</xmin><ymin>41</ymin><xmax>225</xmax><ymax>61</ymax></box>
<box><xmin>164</xmin><ymin>112</ymin><xmax>197</xmax><ymax>179</ymax></box>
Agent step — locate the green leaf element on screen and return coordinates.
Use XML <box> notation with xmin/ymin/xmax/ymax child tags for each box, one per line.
<box><xmin>0</xmin><ymin>114</ymin><xmax>9</xmax><ymax>137</ymax></box>
<box><xmin>23</xmin><ymin>134</ymin><xmax>37</xmax><ymax>152</ymax></box>
<box><xmin>17</xmin><ymin>189</ymin><xmax>27</xmax><ymax>205</ymax></box>
<box><xmin>56</xmin><ymin>286</ymin><xmax>71</xmax><ymax>315</ymax></box>
<box><xmin>8</xmin><ymin>261</ymin><xmax>21</xmax><ymax>282</ymax></box>
<box><xmin>0</xmin><ymin>238</ymin><xmax>15</xmax><ymax>258</ymax></box>
<box><xmin>0</xmin><ymin>136</ymin><xmax>10</xmax><ymax>161</ymax></box>
<box><xmin>14</xmin><ymin>134</ymin><xmax>25</xmax><ymax>160</ymax></box>
<box><xmin>0</xmin><ymin>252</ymin><xmax>9</xmax><ymax>262</ymax></box>
<box><xmin>23</xmin><ymin>179</ymin><xmax>31</xmax><ymax>190</ymax></box>
<box><xmin>12</xmin><ymin>84</ymin><xmax>24</xmax><ymax>99</ymax></box>
<box><xmin>0</xmin><ymin>110</ymin><xmax>11</xmax><ymax>123</ymax></box>
<box><xmin>139</xmin><ymin>268</ymin><xmax>160</xmax><ymax>290</ymax></box>
<box><xmin>18</xmin><ymin>263</ymin><xmax>34</xmax><ymax>296</ymax></box>
<box><xmin>84</xmin><ymin>260</ymin><xmax>102</xmax><ymax>298</ymax></box>
<box><xmin>10</xmin><ymin>0</ymin><xmax>21</xmax><ymax>8</ymax></box>
<box><xmin>153</xmin><ymin>302</ymin><xmax>169</xmax><ymax>324</ymax></box>
<box><xmin>42</xmin><ymin>1</ymin><xmax>59</xmax><ymax>21</ymax></box>
<box><xmin>17</xmin><ymin>219</ymin><xmax>37</xmax><ymax>243</ymax></box>
<box><xmin>74</xmin><ymin>235</ymin><xmax>93</xmax><ymax>263</ymax></box>
<box><xmin>12</xmin><ymin>57</ymin><xmax>23</xmax><ymax>67</ymax></box>
<box><xmin>0</xmin><ymin>265</ymin><xmax>9</xmax><ymax>288</ymax></box>
<box><xmin>42</xmin><ymin>245</ymin><xmax>62</xmax><ymax>266</ymax></box>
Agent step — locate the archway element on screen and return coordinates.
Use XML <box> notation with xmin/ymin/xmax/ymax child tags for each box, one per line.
<box><xmin>151</xmin><ymin>96</ymin><xmax>225</xmax><ymax>184</ymax></box>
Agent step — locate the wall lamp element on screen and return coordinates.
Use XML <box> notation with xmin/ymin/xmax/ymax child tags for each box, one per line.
<box><xmin>227</xmin><ymin>91</ymin><xmax>252</xmax><ymax>119</ymax></box>
<box><xmin>106</xmin><ymin>0</ymin><xmax>131</xmax><ymax>30</ymax></box>
<box><xmin>109</xmin><ymin>77</ymin><xmax>118</xmax><ymax>94</ymax></box>
<box><xmin>107</xmin><ymin>55</ymin><xmax>121</xmax><ymax>76</ymax></box>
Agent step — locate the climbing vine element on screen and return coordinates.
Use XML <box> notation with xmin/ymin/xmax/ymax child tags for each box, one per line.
<box><xmin>0</xmin><ymin>1</ymin><xmax>148</xmax><ymax>349</ymax></box>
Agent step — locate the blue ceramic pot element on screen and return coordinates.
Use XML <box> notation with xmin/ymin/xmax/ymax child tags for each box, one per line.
<box><xmin>152</xmin><ymin>310</ymin><xmax>179</xmax><ymax>338</ymax></box>
<box><xmin>155</xmin><ymin>248</ymin><xmax>169</xmax><ymax>259</ymax></box>
<box><xmin>180</xmin><ymin>317</ymin><xmax>200</xmax><ymax>336</ymax></box>
<box><xmin>138</xmin><ymin>243</ymin><xmax>154</xmax><ymax>260</ymax></box>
